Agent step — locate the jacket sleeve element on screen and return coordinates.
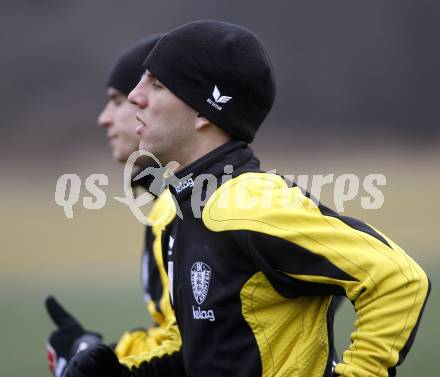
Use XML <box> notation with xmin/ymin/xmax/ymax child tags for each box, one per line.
<box><xmin>116</xmin><ymin>189</ymin><xmax>183</xmax><ymax>377</ymax></box>
<box><xmin>114</xmin><ymin>223</ymin><xmax>169</xmax><ymax>359</ymax></box>
<box><xmin>115</xmin><ymin>224</ymin><xmax>169</xmax><ymax>359</ymax></box>
<box><xmin>202</xmin><ymin>172</ymin><xmax>430</xmax><ymax>377</ymax></box>
<box><xmin>115</xmin><ymin>326</ymin><xmax>176</xmax><ymax>360</ymax></box>
<box><xmin>119</xmin><ymin>320</ymin><xmax>186</xmax><ymax>377</ymax></box>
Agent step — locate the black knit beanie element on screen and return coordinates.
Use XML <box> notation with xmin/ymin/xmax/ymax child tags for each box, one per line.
<box><xmin>107</xmin><ymin>34</ymin><xmax>163</xmax><ymax>96</ymax></box>
<box><xmin>143</xmin><ymin>21</ymin><xmax>276</xmax><ymax>143</ymax></box>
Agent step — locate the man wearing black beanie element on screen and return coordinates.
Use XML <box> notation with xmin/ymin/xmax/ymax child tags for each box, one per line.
<box><xmin>44</xmin><ymin>34</ymin><xmax>182</xmax><ymax>377</ymax></box>
<box><xmin>63</xmin><ymin>20</ymin><xmax>429</xmax><ymax>377</ymax></box>
<box><xmin>101</xmin><ymin>33</ymin><xmax>164</xmax><ymax>163</ymax></box>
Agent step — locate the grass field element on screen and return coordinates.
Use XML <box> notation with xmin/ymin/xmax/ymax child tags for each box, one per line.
<box><xmin>1</xmin><ymin>146</ymin><xmax>438</xmax><ymax>376</ymax></box>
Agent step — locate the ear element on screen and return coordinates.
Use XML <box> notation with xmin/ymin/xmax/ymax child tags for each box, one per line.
<box><xmin>194</xmin><ymin>114</ymin><xmax>211</xmax><ymax>130</ymax></box>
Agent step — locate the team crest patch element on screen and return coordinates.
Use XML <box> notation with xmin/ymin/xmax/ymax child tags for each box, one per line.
<box><xmin>191</xmin><ymin>262</ymin><xmax>211</xmax><ymax>305</ymax></box>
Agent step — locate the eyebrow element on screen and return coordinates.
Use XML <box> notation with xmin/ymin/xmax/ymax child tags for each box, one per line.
<box><xmin>108</xmin><ymin>91</ymin><xmax>124</xmax><ymax>101</ymax></box>
<box><xmin>143</xmin><ymin>70</ymin><xmax>166</xmax><ymax>88</ymax></box>
<box><xmin>144</xmin><ymin>70</ymin><xmax>157</xmax><ymax>80</ymax></box>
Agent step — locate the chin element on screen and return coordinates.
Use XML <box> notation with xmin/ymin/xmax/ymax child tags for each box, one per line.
<box><xmin>112</xmin><ymin>151</ymin><xmax>125</xmax><ymax>163</ymax></box>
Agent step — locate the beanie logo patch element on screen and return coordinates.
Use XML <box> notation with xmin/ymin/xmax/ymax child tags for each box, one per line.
<box><xmin>213</xmin><ymin>85</ymin><xmax>232</xmax><ymax>104</ymax></box>
<box><xmin>207</xmin><ymin>85</ymin><xmax>232</xmax><ymax>111</ymax></box>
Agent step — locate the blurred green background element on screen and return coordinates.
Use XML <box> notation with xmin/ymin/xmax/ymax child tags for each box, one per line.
<box><xmin>1</xmin><ymin>0</ymin><xmax>439</xmax><ymax>375</ymax></box>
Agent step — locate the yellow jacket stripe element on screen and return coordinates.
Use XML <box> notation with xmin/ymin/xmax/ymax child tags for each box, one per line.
<box><xmin>203</xmin><ymin>172</ymin><xmax>430</xmax><ymax>377</ymax></box>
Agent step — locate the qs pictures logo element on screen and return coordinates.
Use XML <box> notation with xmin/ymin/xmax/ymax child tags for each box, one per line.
<box><xmin>54</xmin><ymin>150</ymin><xmax>181</xmax><ymax>225</ymax></box>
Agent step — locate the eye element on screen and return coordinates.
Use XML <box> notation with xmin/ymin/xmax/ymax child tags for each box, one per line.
<box><xmin>113</xmin><ymin>96</ymin><xmax>126</xmax><ymax>106</ymax></box>
<box><xmin>152</xmin><ymin>80</ymin><xmax>164</xmax><ymax>89</ymax></box>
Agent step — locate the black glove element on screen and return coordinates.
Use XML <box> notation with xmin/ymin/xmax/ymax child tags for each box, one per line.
<box><xmin>45</xmin><ymin>296</ymin><xmax>102</xmax><ymax>377</ymax></box>
<box><xmin>62</xmin><ymin>344</ymin><xmax>129</xmax><ymax>377</ymax></box>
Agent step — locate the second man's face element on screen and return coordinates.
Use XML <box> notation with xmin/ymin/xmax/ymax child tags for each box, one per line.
<box><xmin>97</xmin><ymin>87</ymin><xmax>140</xmax><ymax>163</ymax></box>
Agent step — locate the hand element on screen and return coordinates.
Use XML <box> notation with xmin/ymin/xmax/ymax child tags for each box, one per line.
<box><xmin>62</xmin><ymin>344</ymin><xmax>127</xmax><ymax>377</ymax></box>
<box><xmin>45</xmin><ymin>296</ymin><xmax>102</xmax><ymax>377</ymax></box>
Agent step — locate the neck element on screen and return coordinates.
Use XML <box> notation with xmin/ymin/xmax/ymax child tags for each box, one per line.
<box><xmin>175</xmin><ymin>132</ymin><xmax>231</xmax><ymax>173</ymax></box>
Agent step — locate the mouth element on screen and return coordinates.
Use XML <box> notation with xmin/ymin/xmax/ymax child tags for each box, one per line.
<box><xmin>136</xmin><ymin>114</ymin><xmax>147</xmax><ymax>135</ymax></box>
<box><xmin>108</xmin><ymin>134</ymin><xmax>118</xmax><ymax>143</ymax></box>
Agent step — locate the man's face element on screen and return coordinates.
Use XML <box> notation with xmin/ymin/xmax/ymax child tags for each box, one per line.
<box><xmin>128</xmin><ymin>71</ymin><xmax>198</xmax><ymax>166</ymax></box>
<box><xmin>97</xmin><ymin>87</ymin><xmax>140</xmax><ymax>163</ymax></box>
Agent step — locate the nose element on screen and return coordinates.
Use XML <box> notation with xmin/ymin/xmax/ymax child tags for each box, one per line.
<box><xmin>97</xmin><ymin>102</ymin><xmax>113</xmax><ymax>128</ymax></box>
<box><xmin>128</xmin><ymin>78</ymin><xmax>148</xmax><ymax>108</ymax></box>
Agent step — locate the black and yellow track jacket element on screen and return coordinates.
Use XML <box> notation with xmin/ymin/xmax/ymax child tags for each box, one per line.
<box><xmin>114</xmin><ymin>171</ymin><xmax>180</xmax><ymax>363</ymax></box>
<box><xmin>126</xmin><ymin>139</ymin><xmax>430</xmax><ymax>377</ymax></box>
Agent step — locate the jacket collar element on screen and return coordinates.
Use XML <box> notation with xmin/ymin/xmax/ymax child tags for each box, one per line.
<box><xmin>167</xmin><ymin>139</ymin><xmax>260</xmax><ymax>205</ymax></box>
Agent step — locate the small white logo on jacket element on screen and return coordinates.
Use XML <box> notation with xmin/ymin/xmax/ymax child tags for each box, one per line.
<box><xmin>206</xmin><ymin>85</ymin><xmax>232</xmax><ymax>111</ymax></box>
<box><xmin>175</xmin><ymin>177</ymin><xmax>194</xmax><ymax>193</ymax></box>
<box><xmin>191</xmin><ymin>262</ymin><xmax>211</xmax><ymax>304</ymax></box>
<box><xmin>192</xmin><ymin>306</ymin><xmax>215</xmax><ymax>321</ymax></box>
<box><xmin>191</xmin><ymin>261</ymin><xmax>216</xmax><ymax>321</ymax></box>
